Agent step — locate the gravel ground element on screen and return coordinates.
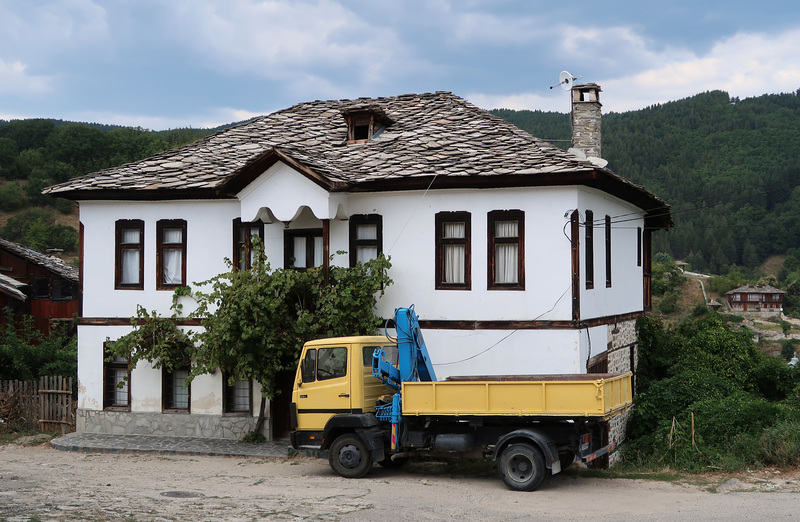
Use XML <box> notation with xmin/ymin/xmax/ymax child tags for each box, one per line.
<box><xmin>2</xmin><ymin>438</ymin><xmax>800</xmax><ymax>521</ymax></box>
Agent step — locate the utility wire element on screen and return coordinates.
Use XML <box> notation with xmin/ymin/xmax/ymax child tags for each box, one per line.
<box><xmin>433</xmin><ymin>284</ymin><xmax>573</xmax><ymax>366</ymax></box>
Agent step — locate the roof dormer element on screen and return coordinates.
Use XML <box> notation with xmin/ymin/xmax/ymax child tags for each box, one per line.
<box><xmin>342</xmin><ymin>106</ymin><xmax>393</xmax><ymax>144</ymax></box>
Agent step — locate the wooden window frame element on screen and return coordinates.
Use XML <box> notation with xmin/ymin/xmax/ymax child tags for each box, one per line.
<box><xmin>162</xmin><ymin>363</ymin><xmax>191</xmax><ymax>412</ymax></box>
<box><xmin>487</xmin><ymin>210</ymin><xmax>525</xmax><ymax>291</ymax></box>
<box><xmin>156</xmin><ymin>219</ymin><xmax>187</xmax><ymax>290</ymax></box>
<box><xmin>284</xmin><ymin>228</ymin><xmax>323</xmax><ymax>270</ymax></box>
<box><xmin>222</xmin><ymin>374</ymin><xmax>253</xmax><ymax>415</ymax></box>
<box><xmin>233</xmin><ymin>218</ymin><xmax>264</xmax><ymax>271</ymax></box>
<box><xmin>103</xmin><ymin>344</ymin><xmax>130</xmax><ymax>411</ymax></box>
<box><xmin>349</xmin><ymin>214</ymin><xmax>383</xmax><ymax>267</ymax></box>
<box><xmin>637</xmin><ymin>226</ymin><xmax>642</xmax><ymax>267</ymax></box>
<box><xmin>435</xmin><ymin>211</ymin><xmax>471</xmax><ymax>290</ymax></box>
<box><xmin>643</xmin><ymin>227</ymin><xmax>652</xmax><ymax>310</ymax></box>
<box><xmin>585</xmin><ymin>210</ymin><xmax>594</xmax><ymax>290</ymax></box>
<box><xmin>605</xmin><ymin>215</ymin><xmax>612</xmax><ymax>288</ymax></box>
<box><xmin>115</xmin><ymin>219</ymin><xmax>145</xmax><ymax>290</ymax></box>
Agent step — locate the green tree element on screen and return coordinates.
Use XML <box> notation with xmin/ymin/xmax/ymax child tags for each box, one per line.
<box><xmin>107</xmin><ymin>244</ymin><xmax>393</xmax><ymax>437</ymax></box>
<box><xmin>0</xmin><ymin>137</ymin><xmax>19</xmax><ymax>178</ymax></box>
<box><xmin>0</xmin><ymin>182</ymin><xmax>28</xmax><ymax>211</ymax></box>
<box><xmin>0</xmin><ymin>310</ymin><xmax>77</xmax><ymax>381</ymax></box>
<box><xmin>1</xmin><ymin>208</ymin><xmax>78</xmax><ymax>253</ymax></box>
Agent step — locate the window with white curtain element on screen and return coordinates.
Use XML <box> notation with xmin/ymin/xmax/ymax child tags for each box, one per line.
<box><xmin>233</xmin><ymin>219</ymin><xmax>264</xmax><ymax>270</ymax></box>
<box><xmin>103</xmin><ymin>349</ymin><xmax>130</xmax><ymax>410</ymax></box>
<box><xmin>349</xmin><ymin>214</ymin><xmax>383</xmax><ymax>266</ymax></box>
<box><xmin>157</xmin><ymin>219</ymin><xmax>187</xmax><ymax>289</ymax></box>
<box><xmin>163</xmin><ymin>365</ymin><xmax>190</xmax><ymax>411</ymax></box>
<box><xmin>435</xmin><ymin>212</ymin><xmax>471</xmax><ymax>290</ymax></box>
<box><xmin>115</xmin><ymin>220</ymin><xmax>144</xmax><ymax>290</ymax></box>
<box><xmin>488</xmin><ymin>210</ymin><xmax>524</xmax><ymax>290</ymax></box>
<box><xmin>284</xmin><ymin>229</ymin><xmax>323</xmax><ymax>270</ymax></box>
<box><xmin>223</xmin><ymin>375</ymin><xmax>252</xmax><ymax>414</ymax></box>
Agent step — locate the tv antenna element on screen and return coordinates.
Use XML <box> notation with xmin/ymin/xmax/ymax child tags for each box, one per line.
<box><xmin>550</xmin><ymin>71</ymin><xmax>577</xmax><ymax>90</ymax></box>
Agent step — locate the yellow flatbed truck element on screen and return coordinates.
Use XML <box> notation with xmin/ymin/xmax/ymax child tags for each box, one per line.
<box><xmin>290</xmin><ymin>307</ymin><xmax>632</xmax><ymax>491</ymax></box>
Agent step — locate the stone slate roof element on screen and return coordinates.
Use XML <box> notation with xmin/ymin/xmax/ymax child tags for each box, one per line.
<box><xmin>0</xmin><ymin>273</ymin><xmax>27</xmax><ymax>301</ymax></box>
<box><xmin>42</xmin><ymin>91</ymin><xmax>670</xmax><ymax>225</ymax></box>
<box><xmin>726</xmin><ymin>284</ymin><xmax>786</xmax><ymax>295</ymax></box>
<box><xmin>0</xmin><ymin>237</ymin><xmax>79</xmax><ymax>283</ymax></box>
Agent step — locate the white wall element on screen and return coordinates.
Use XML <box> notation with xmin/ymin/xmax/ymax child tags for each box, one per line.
<box><xmin>576</xmin><ymin>188</ymin><xmax>646</xmax><ymax>319</ymax></box>
<box><xmin>80</xmin><ymin>199</ymin><xmax>240</xmax><ymax>318</ymax></box>
<box><xmin>77</xmin><ymin>164</ymin><xmax>649</xmax><ymax>414</ymax></box>
<box><xmin>77</xmin><ymin>324</ymin><xmax>262</xmax><ymax>416</ymax></box>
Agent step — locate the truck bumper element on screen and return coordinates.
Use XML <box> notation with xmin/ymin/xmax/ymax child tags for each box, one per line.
<box><xmin>290</xmin><ymin>430</ymin><xmax>324</xmax><ymax>450</ymax></box>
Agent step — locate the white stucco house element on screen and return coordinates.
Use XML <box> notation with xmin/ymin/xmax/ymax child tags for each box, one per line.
<box><xmin>44</xmin><ymin>85</ymin><xmax>671</xmax><ymax>441</ymax></box>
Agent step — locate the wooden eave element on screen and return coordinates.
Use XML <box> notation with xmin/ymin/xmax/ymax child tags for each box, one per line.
<box><xmin>216</xmin><ymin>147</ymin><xmax>342</xmax><ymax>196</ymax></box>
<box><xmin>340</xmin><ymin>168</ymin><xmax>673</xmax><ymax>230</ymax></box>
<box><xmin>48</xmin><ymin>187</ymin><xmax>235</xmax><ymax>202</ymax></box>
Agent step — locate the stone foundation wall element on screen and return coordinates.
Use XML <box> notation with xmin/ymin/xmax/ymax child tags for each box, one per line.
<box><xmin>76</xmin><ymin>409</ymin><xmax>269</xmax><ymax>440</ymax></box>
<box><xmin>606</xmin><ymin>319</ymin><xmax>638</xmax><ymax>465</ymax></box>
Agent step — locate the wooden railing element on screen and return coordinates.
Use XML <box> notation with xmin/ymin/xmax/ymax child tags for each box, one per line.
<box><xmin>0</xmin><ymin>376</ymin><xmax>75</xmax><ymax>434</ymax></box>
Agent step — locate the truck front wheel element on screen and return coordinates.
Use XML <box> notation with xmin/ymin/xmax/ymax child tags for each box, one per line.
<box><xmin>498</xmin><ymin>443</ymin><xmax>546</xmax><ymax>492</ymax></box>
<box><xmin>329</xmin><ymin>434</ymin><xmax>373</xmax><ymax>478</ymax></box>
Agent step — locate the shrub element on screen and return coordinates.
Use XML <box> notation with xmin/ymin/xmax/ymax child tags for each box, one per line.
<box><xmin>781</xmin><ymin>339</ymin><xmax>798</xmax><ymax>361</ymax></box>
<box><xmin>0</xmin><ymin>311</ymin><xmax>77</xmax><ymax>381</ymax></box>
<box><xmin>627</xmin><ymin>312</ymin><xmax>800</xmax><ymax>472</ymax></box>
<box><xmin>0</xmin><ymin>182</ymin><xmax>27</xmax><ymax>211</ymax></box>
<box><xmin>755</xmin><ymin>420</ymin><xmax>800</xmax><ymax>466</ymax></box>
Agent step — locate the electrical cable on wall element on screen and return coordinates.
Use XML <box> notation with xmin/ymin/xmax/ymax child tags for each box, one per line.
<box><xmin>433</xmin><ymin>284</ymin><xmax>573</xmax><ymax>366</ymax></box>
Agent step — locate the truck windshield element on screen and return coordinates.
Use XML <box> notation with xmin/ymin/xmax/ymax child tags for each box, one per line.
<box><xmin>302</xmin><ymin>347</ymin><xmax>348</xmax><ymax>382</ymax></box>
<box><xmin>317</xmin><ymin>347</ymin><xmax>347</xmax><ymax>381</ymax></box>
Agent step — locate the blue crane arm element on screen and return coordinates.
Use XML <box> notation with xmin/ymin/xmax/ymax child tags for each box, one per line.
<box><xmin>372</xmin><ymin>305</ymin><xmax>437</xmax><ymax>387</ymax></box>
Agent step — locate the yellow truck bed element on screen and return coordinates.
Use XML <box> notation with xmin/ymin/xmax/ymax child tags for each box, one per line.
<box><xmin>401</xmin><ymin>373</ymin><xmax>632</xmax><ymax>419</ymax></box>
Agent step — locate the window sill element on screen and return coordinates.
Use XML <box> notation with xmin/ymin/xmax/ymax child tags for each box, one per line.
<box><xmin>162</xmin><ymin>408</ymin><xmax>190</xmax><ymax>414</ymax></box>
<box><xmin>435</xmin><ymin>285</ymin><xmax>472</xmax><ymax>291</ymax></box>
<box><xmin>223</xmin><ymin>411</ymin><xmax>252</xmax><ymax>417</ymax></box>
<box><xmin>103</xmin><ymin>406</ymin><xmax>131</xmax><ymax>412</ymax></box>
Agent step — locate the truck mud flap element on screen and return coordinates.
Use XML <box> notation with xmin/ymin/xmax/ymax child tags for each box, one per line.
<box><xmin>580</xmin><ymin>441</ymin><xmax>617</xmax><ymax>464</ymax></box>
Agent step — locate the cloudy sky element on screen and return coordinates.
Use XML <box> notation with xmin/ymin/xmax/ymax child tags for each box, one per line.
<box><xmin>1</xmin><ymin>0</ymin><xmax>799</xmax><ymax>130</ymax></box>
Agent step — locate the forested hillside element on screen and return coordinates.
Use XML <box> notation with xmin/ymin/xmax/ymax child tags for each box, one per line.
<box><xmin>493</xmin><ymin>89</ymin><xmax>800</xmax><ymax>275</ymax></box>
<box><xmin>0</xmin><ymin>119</ymin><xmax>212</xmax><ymax>253</ymax></box>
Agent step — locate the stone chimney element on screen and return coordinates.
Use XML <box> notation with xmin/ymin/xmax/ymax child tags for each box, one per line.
<box><xmin>570</xmin><ymin>83</ymin><xmax>602</xmax><ymax>160</ymax></box>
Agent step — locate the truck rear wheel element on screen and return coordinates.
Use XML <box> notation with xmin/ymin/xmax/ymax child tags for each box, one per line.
<box><xmin>329</xmin><ymin>434</ymin><xmax>373</xmax><ymax>478</ymax></box>
<box><xmin>498</xmin><ymin>443</ymin><xmax>546</xmax><ymax>492</ymax></box>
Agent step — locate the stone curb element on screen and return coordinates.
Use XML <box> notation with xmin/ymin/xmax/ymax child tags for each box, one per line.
<box><xmin>50</xmin><ymin>432</ymin><xmax>322</xmax><ymax>459</ymax></box>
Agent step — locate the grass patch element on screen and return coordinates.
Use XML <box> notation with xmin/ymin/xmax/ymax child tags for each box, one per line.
<box><xmin>0</xmin><ymin>428</ymin><xmax>54</xmax><ymax>445</ymax></box>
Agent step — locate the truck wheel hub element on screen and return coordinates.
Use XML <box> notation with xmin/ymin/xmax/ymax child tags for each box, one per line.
<box><xmin>338</xmin><ymin>444</ymin><xmax>362</xmax><ymax>469</ymax></box>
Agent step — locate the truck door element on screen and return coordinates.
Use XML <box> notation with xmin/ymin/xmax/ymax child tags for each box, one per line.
<box><xmin>294</xmin><ymin>345</ymin><xmax>352</xmax><ymax>431</ymax></box>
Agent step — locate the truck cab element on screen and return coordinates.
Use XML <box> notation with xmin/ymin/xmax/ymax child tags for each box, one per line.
<box><xmin>290</xmin><ymin>336</ymin><xmax>396</xmax><ymax>451</ymax></box>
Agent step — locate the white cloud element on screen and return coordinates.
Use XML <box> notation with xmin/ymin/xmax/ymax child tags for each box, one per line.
<box><xmin>470</xmin><ymin>27</ymin><xmax>800</xmax><ymax>113</ymax></box>
<box><xmin>0</xmin><ymin>0</ymin><xmax>111</xmax><ymax>61</ymax></box>
<box><xmin>63</xmin><ymin>106</ymin><xmax>272</xmax><ymax>131</ymax></box>
<box><xmin>168</xmin><ymin>0</ymin><xmax>424</xmax><ymax>95</ymax></box>
<box><xmin>602</xmin><ymin>29</ymin><xmax>800</xmax><ymax>112</ymax></box>
<box><xmin>0</xmin><ymin>58</ymin><xmax>52</xmax><ymax>96</ymax></box>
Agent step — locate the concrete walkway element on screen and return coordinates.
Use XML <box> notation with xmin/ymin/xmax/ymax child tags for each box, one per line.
<box><xmin>50</xmin><ymin>432</ymin><xmax>299</xmax><ymax>458</ymax></box>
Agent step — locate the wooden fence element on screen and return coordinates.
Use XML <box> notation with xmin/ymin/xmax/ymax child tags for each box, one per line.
<box><xmin>0</xmin><ymin>376</ymin><xmax>75</xmax><ymax>434</ymax></box>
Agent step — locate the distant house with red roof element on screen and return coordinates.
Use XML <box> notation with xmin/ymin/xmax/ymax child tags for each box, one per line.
<box><xmin>726</xmin><ymin>284</ymin><xmax>785</xmax><ymax>315</ymax></box>
<box><xmin>0</xmin><ymin>237</ymin><xmax>80</xmax><ymax>334</ymax></box>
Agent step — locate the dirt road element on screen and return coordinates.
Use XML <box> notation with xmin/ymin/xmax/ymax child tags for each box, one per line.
<box><xmin>2</xmin><ymin>440</ymin><xmax>799</xmax><ymax>521</ymax></box>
